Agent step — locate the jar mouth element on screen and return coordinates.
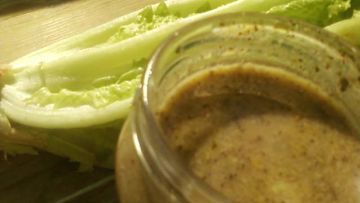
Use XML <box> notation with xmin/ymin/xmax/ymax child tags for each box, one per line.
<box><xmin>136</xmin><ymin>12</ymin><xmax>360</xmax><ymax>202</ymax></box>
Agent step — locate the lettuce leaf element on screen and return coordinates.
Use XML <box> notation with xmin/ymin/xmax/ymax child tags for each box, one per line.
<box><xmin>267</xmin><ymin>0</ymin><xmax>351</xmax><ymax>26</ymax></box>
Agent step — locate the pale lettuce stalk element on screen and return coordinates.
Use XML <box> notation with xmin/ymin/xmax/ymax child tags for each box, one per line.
<box><xmin>325</xmin><ymin>10</ymin><xmax>360</xmax><ymax>46</ymax></box>
<box><xmin>0</xmin><ymin>0</ymin><xmax>355</xmax><ymax>168</ymax></box>
<box><xmin>2</xmin><ymin>0</ymin><xmax>300</xmax><ymax>130</ymax></box>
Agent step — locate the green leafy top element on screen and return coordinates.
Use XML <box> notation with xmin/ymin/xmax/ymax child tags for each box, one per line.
<box><xmin>107</xmin><ymin>2</ymin><xmax>180</xmax><ymax>43</ymax></box>
<box><xmin>267</xmin><ymin>0</ymin><xmax>351</xmax><ymax>26</ymax></box>
<box><xmin>25</xmin><ymin>68</ymin><xmax>142</xmax><ymax>109</ymax></box>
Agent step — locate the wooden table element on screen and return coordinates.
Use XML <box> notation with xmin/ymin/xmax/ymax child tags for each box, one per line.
<box><xmin>1</xmin><ymin>0</ymin><xmax>157</xmax><ymax>64</ymax></box>
<box><xmin>0</xmin><ymin>0</ymin><xmax>157</xmax><ymax>202</ymax></box>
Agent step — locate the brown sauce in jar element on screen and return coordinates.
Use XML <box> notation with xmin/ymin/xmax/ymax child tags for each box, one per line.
<box><xmin>157</xmin><ymin>64</ymin><xmax>360</xmax><ymax>203</ymax></box>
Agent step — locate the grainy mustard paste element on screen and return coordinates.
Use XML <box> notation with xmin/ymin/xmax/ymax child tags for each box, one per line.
<box><xmin>158</xmin><ymin>65</ymin><xmax>360</xmax><ymax>203</ymax></box>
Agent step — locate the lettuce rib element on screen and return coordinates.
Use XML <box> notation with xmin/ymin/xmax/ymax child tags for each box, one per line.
<box><xmin>3</xmin><ymin>0</ymin><xmax>296</xmax><ymax>129</ymax></box>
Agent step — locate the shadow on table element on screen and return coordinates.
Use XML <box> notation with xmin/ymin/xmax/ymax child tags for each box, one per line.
<box><xmin>0</xmin><ymin>152</ymin><xmax>118</xmax><ymax>203</ymax></box>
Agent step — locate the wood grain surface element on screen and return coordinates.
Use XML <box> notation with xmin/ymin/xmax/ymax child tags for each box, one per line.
<box><xmin>0</xmin><ymin>0</ymin><xmax>158</xmax><ymax>64</ymax></box>
<box><xmin>0</xmin><ymin>0</ymin><xmax>158</xmax><ymax>202</ymax></box>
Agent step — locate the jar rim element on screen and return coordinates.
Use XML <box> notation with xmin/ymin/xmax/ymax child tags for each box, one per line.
<box><xmin>135</xmin><ymin>12</ymin><xmax>360</xmax><ymax>202</ymax></box>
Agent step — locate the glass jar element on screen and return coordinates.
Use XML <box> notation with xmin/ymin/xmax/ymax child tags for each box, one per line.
<box><xmin>115</xmin><ymin>12</ymin><xmax>360</xmax><ymax>203</ymax></box>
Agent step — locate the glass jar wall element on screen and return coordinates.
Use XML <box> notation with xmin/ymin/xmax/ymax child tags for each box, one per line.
<box><xmin>116</xmin><ymin>13</ymin><xmax>360</xmax><ymax>203</ymax></box>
